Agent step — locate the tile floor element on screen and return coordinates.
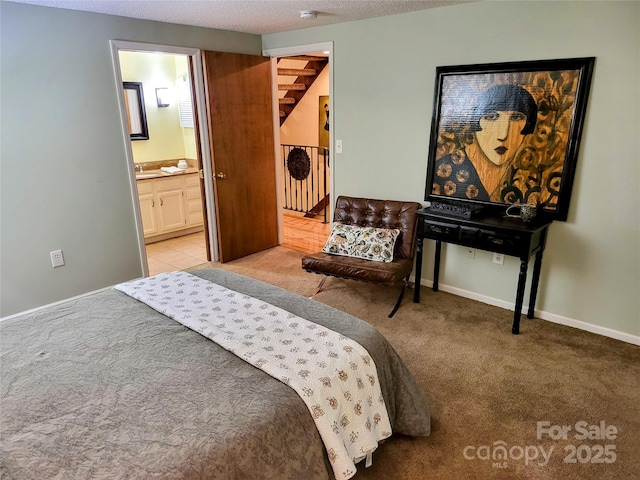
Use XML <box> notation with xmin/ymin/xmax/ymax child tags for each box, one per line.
<box><xmin>145</xmin><ymin>231</ymin><xmax>209</xmax><ymax>276</ymax></box>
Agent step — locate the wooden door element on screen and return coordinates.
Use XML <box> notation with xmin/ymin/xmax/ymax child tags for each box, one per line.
<box><xmin>202</xmin><ymin>51</ymin><xmax>278</xmax><ymax>262</ymax></box>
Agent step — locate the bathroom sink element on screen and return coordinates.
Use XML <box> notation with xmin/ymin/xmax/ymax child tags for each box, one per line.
<box><xmin>135</xmin><ymin>172</ymin><xmax>158</xmax><ymax>179</ymax></box>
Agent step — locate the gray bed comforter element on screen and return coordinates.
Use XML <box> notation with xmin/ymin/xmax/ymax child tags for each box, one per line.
<box><xmin>1</xmin><ymin>268</ymin><xmax>430</xmax><ymax>479</ymax></box>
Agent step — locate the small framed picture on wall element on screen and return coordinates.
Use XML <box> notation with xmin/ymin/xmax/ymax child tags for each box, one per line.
<box><xmin>319</xmin><ymin>95</ymin><xmax>330</xmax><ymax>151</ymax></box>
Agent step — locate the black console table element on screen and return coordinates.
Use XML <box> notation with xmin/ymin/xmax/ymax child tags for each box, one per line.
<box><xmin>413</xmin><ymin>207</ymin><xmax>552</xmax><ymax>334</ymax></box>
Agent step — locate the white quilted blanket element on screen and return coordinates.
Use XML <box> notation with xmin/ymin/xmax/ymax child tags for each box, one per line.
<box><xmin>115</xmin><ymin>271</ymin><xmax>392</xmax><ymax>480</ymax></box>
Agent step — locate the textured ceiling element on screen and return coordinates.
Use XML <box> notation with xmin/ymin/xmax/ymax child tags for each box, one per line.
<box><xmin>10</xmin><ymin>0</ymin><xmax>474</xmax><ymax>35</ymax></box>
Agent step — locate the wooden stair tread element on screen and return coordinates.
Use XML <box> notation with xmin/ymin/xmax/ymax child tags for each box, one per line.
<box><xmin>278</xmin><ymin>68</ymin><xmax>316</xmax><ymax>76</ymax></box>
<box><xmin>278</xmin><ymin>83</ymin><xmax>306</xmax><ymax>90</ymax></box>
<box><xmin>278</xmin><ymin>55</ymin><xmax>328</xmax><ymax>125</ymax></box>
<box><xmin>286</xmin><ymin>55</ymin><xmax>326</xmax><ymax>62</ymax></box>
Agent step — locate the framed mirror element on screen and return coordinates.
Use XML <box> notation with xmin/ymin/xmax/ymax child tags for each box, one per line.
<box><xmin>123</xmin><ymin>82</ymin><xmax>149</xmax><ymax>140</ymax></box>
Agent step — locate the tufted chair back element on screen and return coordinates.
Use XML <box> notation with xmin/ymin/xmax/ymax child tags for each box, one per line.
<box><xmin>332</xmin><ymin>196</ymin><xmax>421</xmax><ymax>261</ymax></box>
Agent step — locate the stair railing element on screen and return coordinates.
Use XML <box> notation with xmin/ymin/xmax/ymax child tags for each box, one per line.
<box><xmin>282</xmin><ymin>144</ymin><xmax>329</xmax><ymax>223</ymax></box>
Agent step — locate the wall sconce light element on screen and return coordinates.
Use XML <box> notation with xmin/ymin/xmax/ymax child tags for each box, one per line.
<box><xmin>155</xmin><ymin>88</ymin><xmax>170</xmax><ymax>108</ymax></box>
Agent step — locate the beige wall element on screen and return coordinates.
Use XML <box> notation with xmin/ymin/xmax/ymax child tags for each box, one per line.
<box><xmin>263</xmin><ymin>1</ymin><xmax>640</xmax><ymax>341</ymax></box>
<box><xmin>119</xmin><ymin>51</ymin><xmax>194</xmax><ymax>163</ymax></box>
<box><xmin>280</xmin><ymin>64</ymin><xmax>330</xmax><ymax>146</ymax></box>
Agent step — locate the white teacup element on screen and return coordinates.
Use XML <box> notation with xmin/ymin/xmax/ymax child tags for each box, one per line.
<box><xmin>506</xmin><ymin>203</ymin><xmax>537</xmax><ymax>222</ymax></box>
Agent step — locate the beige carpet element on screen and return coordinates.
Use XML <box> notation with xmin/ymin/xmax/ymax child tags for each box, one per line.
<box><xmin>190</xmin><ymin>247</ymin><xmax>640</xmax><ymax>480</ymax></box>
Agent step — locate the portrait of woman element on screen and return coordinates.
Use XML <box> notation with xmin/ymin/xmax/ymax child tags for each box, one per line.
<box><xmin>426</xmin><ymin>58</ymin><xmax>595</xmax><ymax>220</ymax></box>
<box><xmin>432</xmin><ymin>84</ymin><xmax>537</xmax><ymax>202</ymax></box>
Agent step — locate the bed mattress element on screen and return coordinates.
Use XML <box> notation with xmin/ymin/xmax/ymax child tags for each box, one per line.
<box><xmin>1</xmin><ymin>268</ymin><xmax>430</xmax><ymax>479</ymax></box>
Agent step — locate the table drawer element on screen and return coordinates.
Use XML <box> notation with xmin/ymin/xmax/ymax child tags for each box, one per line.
<box><xmin>460</xmin><ymin>226</ymin><xmax>480</xmax><ymax>242</ymax></box>
<box><xmin>478</xmin><ymin>229</ymin><xmax>526</xmax><ymax>256</ymax></box>
<box><xmin>423</xmin><ymin>220</ymin><xmax>459</xmax><ymax>241</ymax></box>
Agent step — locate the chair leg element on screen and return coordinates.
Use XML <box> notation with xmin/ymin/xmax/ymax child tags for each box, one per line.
<box><xmin>310</xmin><ymin>276</ymin><xmax>329</xmax><ymax>299</ymax></box>
<box><xmin>388</xmin><ymin>276</ymin><xmax>410</xmax><ymax>318</ymax></box>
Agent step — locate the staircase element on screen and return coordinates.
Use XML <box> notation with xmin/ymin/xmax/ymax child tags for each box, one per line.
<box><xmin>277</xmin><ymin>55</ymin><xmax>329</xmax><ymax>126</ymax></box>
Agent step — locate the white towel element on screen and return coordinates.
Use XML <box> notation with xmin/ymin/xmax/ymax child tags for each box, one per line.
<box><xmin>160</xmin><ymin>166</ymin><xmax>185</xmax><ymax>174</ymax></box>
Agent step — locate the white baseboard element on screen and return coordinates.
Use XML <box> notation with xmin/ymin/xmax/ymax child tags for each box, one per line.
<box><xmin>412</xmin><ymin>277</ymin><xmax>640</xmax><ymax>346</ymax></box>
<box><xmin>1</xmin><ymin>285</ymin><xmax>117</xmax><ymax>323</ymax></box>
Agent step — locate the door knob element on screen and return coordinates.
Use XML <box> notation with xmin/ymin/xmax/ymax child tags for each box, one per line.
<box><xmin>215</xmin><ymin>172</ymin><xmax>227</xmax><ymax>180</ymax></box>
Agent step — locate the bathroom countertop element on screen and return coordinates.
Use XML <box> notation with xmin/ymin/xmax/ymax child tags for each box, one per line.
<box><xmin>135</xmin><ymin>167</ymin><xmax>199</xmax><ymax>180</ymax></box>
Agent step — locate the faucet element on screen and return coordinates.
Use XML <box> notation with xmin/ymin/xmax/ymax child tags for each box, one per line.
<box><xmin>135</xmin><ymin>164</ymin><xmax>144</xmax><ymax>173</ymax></box>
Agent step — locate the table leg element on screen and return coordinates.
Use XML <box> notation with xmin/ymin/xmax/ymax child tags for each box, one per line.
<box><xmin>413</xmin><ymin>237</ymin><xmax>424</xmax><ymax>303</ymax></box>
<box><xmin>528</xmin><ymin>251</ymin><xmax>543</xmax><ymax>319</ymax></box>
<box><xmin>512</xmin><ymin>259</ymin><xmax>528</xmax><ymax>334</ymax></box>
<box><xmin>433</xmin><ymin>240</ymin><xmax>441</xmax><ymax>292</ymax></box>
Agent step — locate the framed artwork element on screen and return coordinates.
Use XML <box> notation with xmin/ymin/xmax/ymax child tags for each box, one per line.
<box><xmin>319</xmin><ymin>95</ymin><xmax>330</xmax><ymax>151</ymax></box>
<box><xmin>425</xmin><ymin>57</ymin><xmax>595</xmax><ymax>221</ymax></box>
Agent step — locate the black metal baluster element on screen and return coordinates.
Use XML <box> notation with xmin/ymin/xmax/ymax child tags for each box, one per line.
<box><xmin>281</xmin><ymin>144</ymin><xmax>329</xmax><ymax>218</ymax></box>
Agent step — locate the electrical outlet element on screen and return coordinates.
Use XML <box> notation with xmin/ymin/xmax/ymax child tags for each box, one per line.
<box><xmin>464</xmin><ymin>248</ymin><xmax>475</xmax><ymax>259</ymax></box>
<box><xmin>50</xmin><ymin>249</ymin><xmax>65</xmax><ymax>268</ymax></box>
<box><xmin>493</xmin><ymin>253</ymin><xmax>504</xmax><ymax>265</ymax></box>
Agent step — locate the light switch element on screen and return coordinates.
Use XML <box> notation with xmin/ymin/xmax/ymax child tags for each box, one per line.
<box><xmin>336</xmin><ymin>139</ymin><xmax>343</xmax><ymax>154</ymax></box>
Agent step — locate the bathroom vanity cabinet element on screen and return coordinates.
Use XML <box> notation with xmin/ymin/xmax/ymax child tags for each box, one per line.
<box><xmin>137</xmin><ymin>173</ymin><xmax>203</xmax><ymax>242</ymax></box>
<box><xmin>184</xmin><ymin>174</ymin><xmax>204</xmax><ymax>226</ymax></box>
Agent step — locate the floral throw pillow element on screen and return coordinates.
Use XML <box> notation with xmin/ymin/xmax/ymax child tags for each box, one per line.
<box><xmin>321</xmin><ymin>223</ymin><xmax>400</xmax><ymax>263</ymax></box>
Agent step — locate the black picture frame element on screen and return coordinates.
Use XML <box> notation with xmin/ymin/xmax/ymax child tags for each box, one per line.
<box><xmin>425</xmin><ymin>57</ymin><xmax>595</xmax><ymax>221</ymax></box>
<box><xmin>123</xmin><ymin>81</ymin><xmax>149</xmax><ymax>141</ymax></box>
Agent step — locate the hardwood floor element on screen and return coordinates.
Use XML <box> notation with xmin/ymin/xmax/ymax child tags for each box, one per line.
<box><xmin>281</xmin><ymin>212</ymin><xmax>330</xmax><ymax>253</ymax></box>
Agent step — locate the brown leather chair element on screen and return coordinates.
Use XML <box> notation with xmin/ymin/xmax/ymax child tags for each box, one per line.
<box><xmin>302</xmin><ymin>195</ymin><xmax>422</xmax><ymax>317</ymax></box>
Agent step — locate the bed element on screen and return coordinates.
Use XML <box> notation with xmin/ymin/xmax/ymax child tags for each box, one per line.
<box><xmin>1</xmin><ymin>268</ymin><xmax>430</xmax><ymax>479</ymax></box>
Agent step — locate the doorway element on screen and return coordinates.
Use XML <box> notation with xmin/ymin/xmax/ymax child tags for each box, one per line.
<box><xmin>264</xmin><ymin>42</ymin><xmax>334</xmax><ymax>254</ymax></box>
<box><xmin>118</xmin><ymin>49</ymin><xmax>209</xmax><ymax>274</ymax></box>
<box><xmin>111</xmin><ymin>41</ymin><xmax>218</xmax><ymax>276</ymax></box>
